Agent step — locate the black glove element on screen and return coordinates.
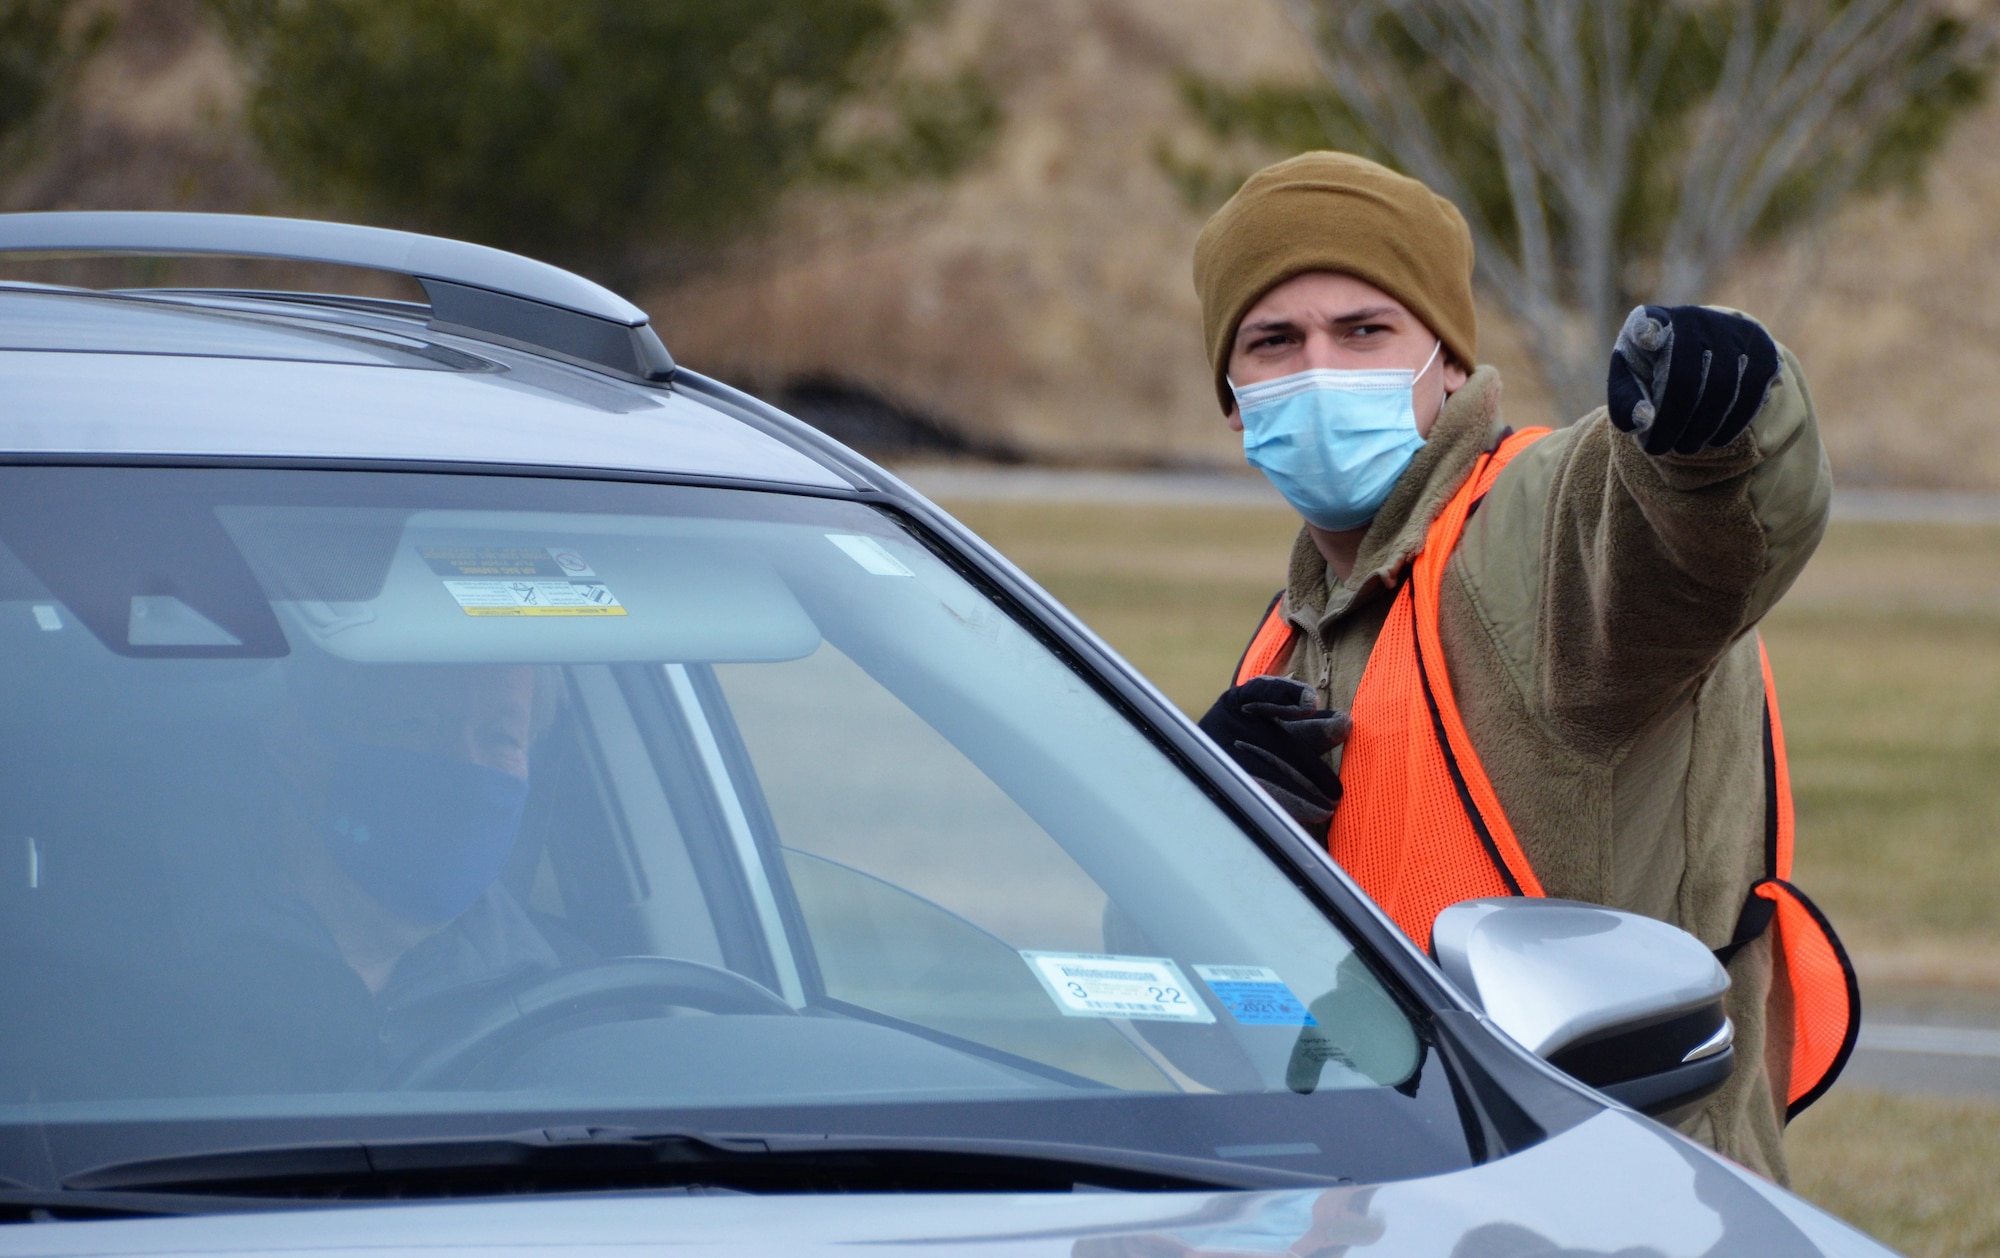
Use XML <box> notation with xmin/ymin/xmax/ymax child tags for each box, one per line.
<box><xmin>1607</xmin><ymin>305</ymin><xmax>1780</xmax><ymax>456</ymax></box>
<box><xmin>1198</xmin><ymin>677</ymin><xmax>1351</xmax><ymax>836</ymax></box>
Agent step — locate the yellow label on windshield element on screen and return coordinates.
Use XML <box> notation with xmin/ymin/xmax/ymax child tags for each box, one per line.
<box><xmin>442</xmin><ymin>579</ymin><xmax>626</xmax><ymax>616</ymax></box>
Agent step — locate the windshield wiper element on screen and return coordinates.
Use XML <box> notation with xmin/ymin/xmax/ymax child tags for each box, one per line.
<box><xmin>0</xmin><ymin>1186</ymin><xmax>335</xmax><ymax>1222</ymax></box>
<box><xmin>65</xmin><ymin>1127</ymin><xmax>1341</xmax><ymax>1199</ymax></box>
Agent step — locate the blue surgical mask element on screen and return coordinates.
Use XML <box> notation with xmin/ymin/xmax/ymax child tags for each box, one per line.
<box><xmin>1231</xmin><ymin>340</ymin><xmax>1441</xmax><ymax>531</ymax></box>
<box><xmin>318</xmin><ymin>741</ymin><xmax>529</xmax><ymax>925</ymax></box>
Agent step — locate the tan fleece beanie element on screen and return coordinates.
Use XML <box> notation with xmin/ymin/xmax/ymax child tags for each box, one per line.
<box><xmin>1194</xmin><ymin>151</ymin><xmax>1477</xmax><ymax>414</ymax></box>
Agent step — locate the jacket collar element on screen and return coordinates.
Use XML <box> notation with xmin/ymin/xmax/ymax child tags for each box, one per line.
<box><xmin>1283</xmin><ymin>366</ymin><xmax>1509</xmax><ymax>633</ymax></box>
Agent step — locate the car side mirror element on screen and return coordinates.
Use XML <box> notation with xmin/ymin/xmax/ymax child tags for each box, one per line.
<box><xmin>1430</xmin><ymin>898</ymin><xmax>1734</xmax><ymax>1124</ymax></box>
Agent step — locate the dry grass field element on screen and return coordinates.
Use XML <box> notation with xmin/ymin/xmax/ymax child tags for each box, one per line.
<box><xmin>938</xmin><ymin>496</ymin><xmax>2000</xmax><ymax>1255</ymax></box>
<box><xmin>1789</xmin><ymin>1090</ymin><xmax>2000</xmax><ymax>1257</ymax></box>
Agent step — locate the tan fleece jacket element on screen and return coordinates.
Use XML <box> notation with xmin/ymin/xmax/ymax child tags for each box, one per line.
<box><xmin>1264</xmin><ymin>339</ymin><xmax>1831</xmax><ymax>1183</ymax></box>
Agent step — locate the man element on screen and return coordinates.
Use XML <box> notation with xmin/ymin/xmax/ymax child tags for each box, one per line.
<box><xmin>1191</xmin><ymin>152</ymin><xmax>1838</xmax><ymax>1181</ymax></box>
<box><xmin>186</xmin><ymin>661</ymin><xmax>571</xmax><ymax>1092</ymax></box>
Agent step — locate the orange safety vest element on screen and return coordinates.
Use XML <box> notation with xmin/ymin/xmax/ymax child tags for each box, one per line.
<box><xmin>1233</xmin><ymin>428</ymin><xmax>1858</xmax><ymax>1119</ymax></box>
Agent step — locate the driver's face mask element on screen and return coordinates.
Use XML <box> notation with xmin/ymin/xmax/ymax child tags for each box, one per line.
<box><xmin>318</xmin><ymin>740</ymin><xmax>529</xmax><ymax>925</ymax></box>
<box><xmin>1230</xmin><ymin>339</ymin><xmax>1441</xmax><ymax>532</ymax></box>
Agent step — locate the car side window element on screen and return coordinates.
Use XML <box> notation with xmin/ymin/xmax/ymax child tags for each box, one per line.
<box><xmin>717</xmin><ymin>645</ymin><xmax>1188</xmax><ymax>1086</ymax></box>
<box><xmin>781</xmin><ymin>850</ymin><xmax>1173</xmax><ymax>1089</ymax></box>
<box><xmin>719</xmin><ymin>644</ymin><xmax>1111</xmax><ymax>952</ymax></box>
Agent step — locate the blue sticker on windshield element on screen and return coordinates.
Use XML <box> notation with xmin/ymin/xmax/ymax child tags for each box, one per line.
<box><xmin>1195</xmin><ymin>965</ymin><xmax>1316</xmax><ymax>1026</ymax></box>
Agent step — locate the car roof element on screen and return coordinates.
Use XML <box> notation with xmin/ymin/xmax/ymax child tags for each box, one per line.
<box><xmin>0</xmin><ymin>284</ymin><xmax>860</xmax><ymax>489</ymax></box>
<box><xmin>0</xmin><ymin>208</ymin><xmax>886</xmax><ymax>493</ymax></box>
<box><xmin>0</xmin><ymin>285</ymin><xmax>851</xmax><ymax>489</ymax></box>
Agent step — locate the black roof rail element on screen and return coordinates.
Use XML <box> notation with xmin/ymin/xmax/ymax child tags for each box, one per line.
<box><xmin>0</xmin><ymin>211</ymin><xmax>675</xmax><ymax>382</ymax></box>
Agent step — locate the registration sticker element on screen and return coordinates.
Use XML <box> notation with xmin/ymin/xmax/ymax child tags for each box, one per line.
<box><xmin>1194</xmin><ymin>965</ymin><xmax>1316</xmax><ymax>1026</ymax></box>
<box><xmin>442</xmin><ymin>580</ymin><xmax>626</xmax><ymax>617</ymax></box>
<box><xmin>1021</xmin><ymin>951</ymin><xmax>1214</xmax><ymax>1023</ymax></box>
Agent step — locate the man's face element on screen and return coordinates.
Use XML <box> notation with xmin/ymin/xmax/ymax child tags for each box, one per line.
<box><xmin>1225</xmin><ymin>271</ymin><xmax>1468</xmax><ymax>436</ymax></box>
<box><xmin>274</xmin><ymin>664</ymin><xmax>540</xmax><ymax>940</ymax></box>
<box><xmin>343</xmin><ymin>665</ymin><xmax>536</xmax><ymax>781</ymax></box>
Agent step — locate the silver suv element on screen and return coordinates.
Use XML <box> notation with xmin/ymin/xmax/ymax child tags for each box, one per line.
<box><xmin>0</xmin><ymin>213</ymin><xmax>1888</xmax><ymax>1256</ymax></box>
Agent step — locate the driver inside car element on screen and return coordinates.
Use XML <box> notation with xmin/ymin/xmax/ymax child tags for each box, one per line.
<box><xmin>180</xmin><ymin>661</ymin><xmax>577</xmax><ymax>1093</ymax></box>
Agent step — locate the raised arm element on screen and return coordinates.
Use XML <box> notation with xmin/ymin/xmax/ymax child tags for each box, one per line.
<box><xmin>1542</xmin><ymin>306</ymin><xmax>1829</xmax><ymax>752</ymax></box>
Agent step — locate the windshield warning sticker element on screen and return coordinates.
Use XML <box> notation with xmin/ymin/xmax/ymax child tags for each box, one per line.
<box><xmin>1021</xmin><ymin>951</ymin><xmax>1214</xmax><ymax>1023</ymax></box>
<box><xmin>1194</xmin><ymin>965</ymin><xmax>1316</xmax><ymax>1026</ymax></box>
<box><xmin>420</xmin><ymin>546</ymin><xmax>623</xmax><ymax>616</ymax></box>
<box><xmin>442</xmin><ymin>580</ymin><xmax>625</xmax><ymax>617</ymax></box>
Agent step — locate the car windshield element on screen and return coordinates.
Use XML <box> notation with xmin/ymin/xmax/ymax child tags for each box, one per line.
<box><xmin>0</xmin><ymin>466</ymin><xmax>1470</xmax><ymax>1189</ymax></box>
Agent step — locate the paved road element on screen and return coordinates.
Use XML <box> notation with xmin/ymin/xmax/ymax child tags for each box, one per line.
<box><xmin>901</xmin><ymin>464</ymin><xmax>2000</xmax><ymax>526</ymax></box>
<box><xmin>1847</xmin><ymin>1023</ymin><xmax>2000</xmax><ymax>1099</ymax></box>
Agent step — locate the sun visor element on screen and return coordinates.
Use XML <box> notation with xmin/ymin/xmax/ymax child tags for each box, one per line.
<box><xmin>221</xmin><ymin>509</ymin><xmax>820</xmax><ymax>664</ymax></box>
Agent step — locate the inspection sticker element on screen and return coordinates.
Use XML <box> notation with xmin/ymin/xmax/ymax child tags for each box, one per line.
<box><xmin>442</xmin><ymin>580</ymin><xmax>626</xmax><ymax>617</ymax></box>
<box><xmin>1194</xmin><ymin>965</ymin><xmax>1316</xmax><ymax>1027</ymax></box>
<box><xmin>1021</xmin><ymin>951</ymin><xmax>1214</xmax><ymax>1023</ymax></box>
<box><xmin>825</xmin><ymin>533</ymin><xmax>913</xmax><ymax>577</ymax></box>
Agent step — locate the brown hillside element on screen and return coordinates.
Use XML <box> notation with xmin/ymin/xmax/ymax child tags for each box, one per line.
<box><xmin>8</xmin><ymin>0</ymin><xmax>1997</xmax><ymax>486</ymax></box>
<box><xmin>1720</xmin><ymin>92</ymin><xmax>2000</xmax><ymax>489</ymax></box>
<box><xmin>3</xmin><ymin>0</ymin><xmax>274</xmax><ymax>215</ymax></box>
<box><xmin>646</xmin><ymin>0</ymin><xmax>1325</xmax><ymax>468</ymax></box>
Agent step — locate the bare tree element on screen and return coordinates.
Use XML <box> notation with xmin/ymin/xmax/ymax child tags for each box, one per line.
<box><xmin>1269</xmin><ymin>0</ymin><xmax>1996</xmax><ymax>420</ymax></box>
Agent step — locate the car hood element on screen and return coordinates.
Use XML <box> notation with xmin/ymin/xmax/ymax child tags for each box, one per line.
<box><xmin>0</xmin><ymin>1112</ymin><xmax>1891</xmax><ymax>1258</ymax></box>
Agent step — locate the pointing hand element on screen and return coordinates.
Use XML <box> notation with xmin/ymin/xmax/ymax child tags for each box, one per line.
<box><xmin>1607</xmin><ymin>305</ymin><xmax>1780</xmax><ymax>455</ymax></box>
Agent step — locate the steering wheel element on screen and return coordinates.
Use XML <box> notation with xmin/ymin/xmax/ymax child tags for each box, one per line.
<box><xmin>386</xmin><ymin>956</ymin><xmax>796</xmax><ymax>1089</ymax></box>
